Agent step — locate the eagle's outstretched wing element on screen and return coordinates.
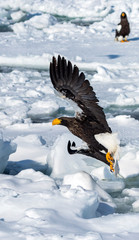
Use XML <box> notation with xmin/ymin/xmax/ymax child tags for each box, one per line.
<box><xmin>50</xmin><ymin>55</ymin><xmax>111</xmax><ymax>132</ymax></box>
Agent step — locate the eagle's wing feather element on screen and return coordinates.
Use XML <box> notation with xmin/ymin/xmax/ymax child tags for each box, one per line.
<box><xmin>50</xmin><ymin>55</ymin><xmax>111</xmax><ymax>132</ymax></box>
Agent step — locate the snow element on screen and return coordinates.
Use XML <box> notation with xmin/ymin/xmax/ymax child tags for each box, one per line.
<box><xmin>0</xmin><ymin>138</ymin><xmax>16</xmax><ymax>173</ymax></box>
<box><xmin>0</xmin><ymin>0</ymin><xmax>139</xmax><ymax>239</ymax></box>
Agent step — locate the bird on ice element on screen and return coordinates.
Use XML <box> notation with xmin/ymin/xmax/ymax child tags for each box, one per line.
<box><xmin>115</xmin><ymin>12</ymin><xmax>130</xmax><ymax>42</ymax></box>
<box><xmin>50</xmin><ymin>55</ymin><xmax>120</xmax><ymax>173</ymax></box>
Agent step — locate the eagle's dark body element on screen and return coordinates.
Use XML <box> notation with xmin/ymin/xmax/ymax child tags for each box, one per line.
<box><xmin>115</xmin><ymin>12</ymin><xmax>130</xmax><ymax>41</ymax></box>
<box><xmin>50</xmin><ymin>55</ymin><xmax>119</xmax><ymax>169</ymax></box>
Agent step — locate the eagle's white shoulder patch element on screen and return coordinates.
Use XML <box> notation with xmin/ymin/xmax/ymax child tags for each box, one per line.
<box><xmin>117</xmin><ymin>24</ymin><xmax>122</xmax><ymax>32</ymax></box>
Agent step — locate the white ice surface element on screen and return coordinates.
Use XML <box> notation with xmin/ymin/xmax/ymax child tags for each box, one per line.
<box><xmin>0</xmin><ymin>138</ymin><xmax>16</xmax><ymax>173</ymax></box>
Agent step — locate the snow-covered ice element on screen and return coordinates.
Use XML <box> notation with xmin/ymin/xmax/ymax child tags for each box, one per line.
<box><xmin>0</xmin><ymin>0</ymin><xmax>139</xmax><ymax>239</ymax></box>
<box><xmin>0</xmin><ymin>137</ymin><xmax>16</xmax><ymax>173</ymax></box>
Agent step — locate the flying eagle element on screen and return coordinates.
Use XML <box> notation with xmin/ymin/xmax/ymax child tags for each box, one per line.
<box><xmin>115</xmin><ymin>12</ymin><xmax>130</xmax><ymax>42</ymax></box>
<box><xmin>50</xmin><ymin>55</ymin><xmax>120</xmax><ymax>172</ymax></box>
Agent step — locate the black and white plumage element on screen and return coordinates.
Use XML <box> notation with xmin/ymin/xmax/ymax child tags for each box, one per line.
<box><xmin>115</xmin><ymin>12</ymin><xmax>130</xmax><ymax>42</ymax></box>
<box><xmin>50</xmin><ymin>55</ymin><xmax>120</xmax><ymax>172</ymax></box>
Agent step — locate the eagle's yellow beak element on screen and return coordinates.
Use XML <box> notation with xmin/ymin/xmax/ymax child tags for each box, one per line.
<box><xmin>52</xmin><ymin>118</ymin><xmax>62</xmax><ymax>126</ymax></box>
<box><xmin>122</xmin><ymin>12</ymin><xmax>125</xmax><ymax>17</ymax></box>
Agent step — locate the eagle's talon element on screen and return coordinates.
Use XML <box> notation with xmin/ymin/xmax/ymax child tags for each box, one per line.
<box><xmin>110</xmin><ymin>164</ymin><xmax>114</xmax><ymax>172</ymax></box>
<box><xmin>67</xmin><ymin>141</ymin><xmax>77</xmax><ymax>154</ymax></box>
<box><xmin>106</xmin><ymin>152</ymin><xmax>115</xmax><ymax>172</ymax></box>
<box><xmin>72</xmin><ymin>141</ymin><xmax>76</xmax><ymax>147</ymax></box>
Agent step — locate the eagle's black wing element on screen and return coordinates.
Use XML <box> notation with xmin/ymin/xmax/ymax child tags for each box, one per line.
<box><xmin>50</xmin><ymin>55</ymin><xmax>111</xmax><ymax>132</ymax></box>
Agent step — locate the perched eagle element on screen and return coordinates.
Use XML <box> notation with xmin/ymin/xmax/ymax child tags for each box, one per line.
<box><xmin>115</xmin><ymin>12</ymin><xmax>130</xmax><ymax>42</ymax></box>
<box><xmin>50</xmin><ymin>55</ymin><xmax>120</xmax><ymax>173</ymax></box>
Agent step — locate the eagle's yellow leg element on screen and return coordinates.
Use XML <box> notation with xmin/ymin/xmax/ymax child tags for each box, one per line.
<box><xmin>106</xmin><ymin>152</ymin><xmax>114</xmax><ymax>172</ymax></box>
<box><xmin>120</xmin><ymin>40</ymin><xmax>125</xmax><ymax>42</ymax></box>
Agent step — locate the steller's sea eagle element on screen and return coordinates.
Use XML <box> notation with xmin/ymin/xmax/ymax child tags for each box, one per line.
<box><xmin>115</xmin><ymin>12</ymin><xmax>130</xmax><ymax>42</ymax></box>
<box><xmin>50</xmin><ymin>55</ymin><xmax>120</xmax><ymax>173</ymax></box>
